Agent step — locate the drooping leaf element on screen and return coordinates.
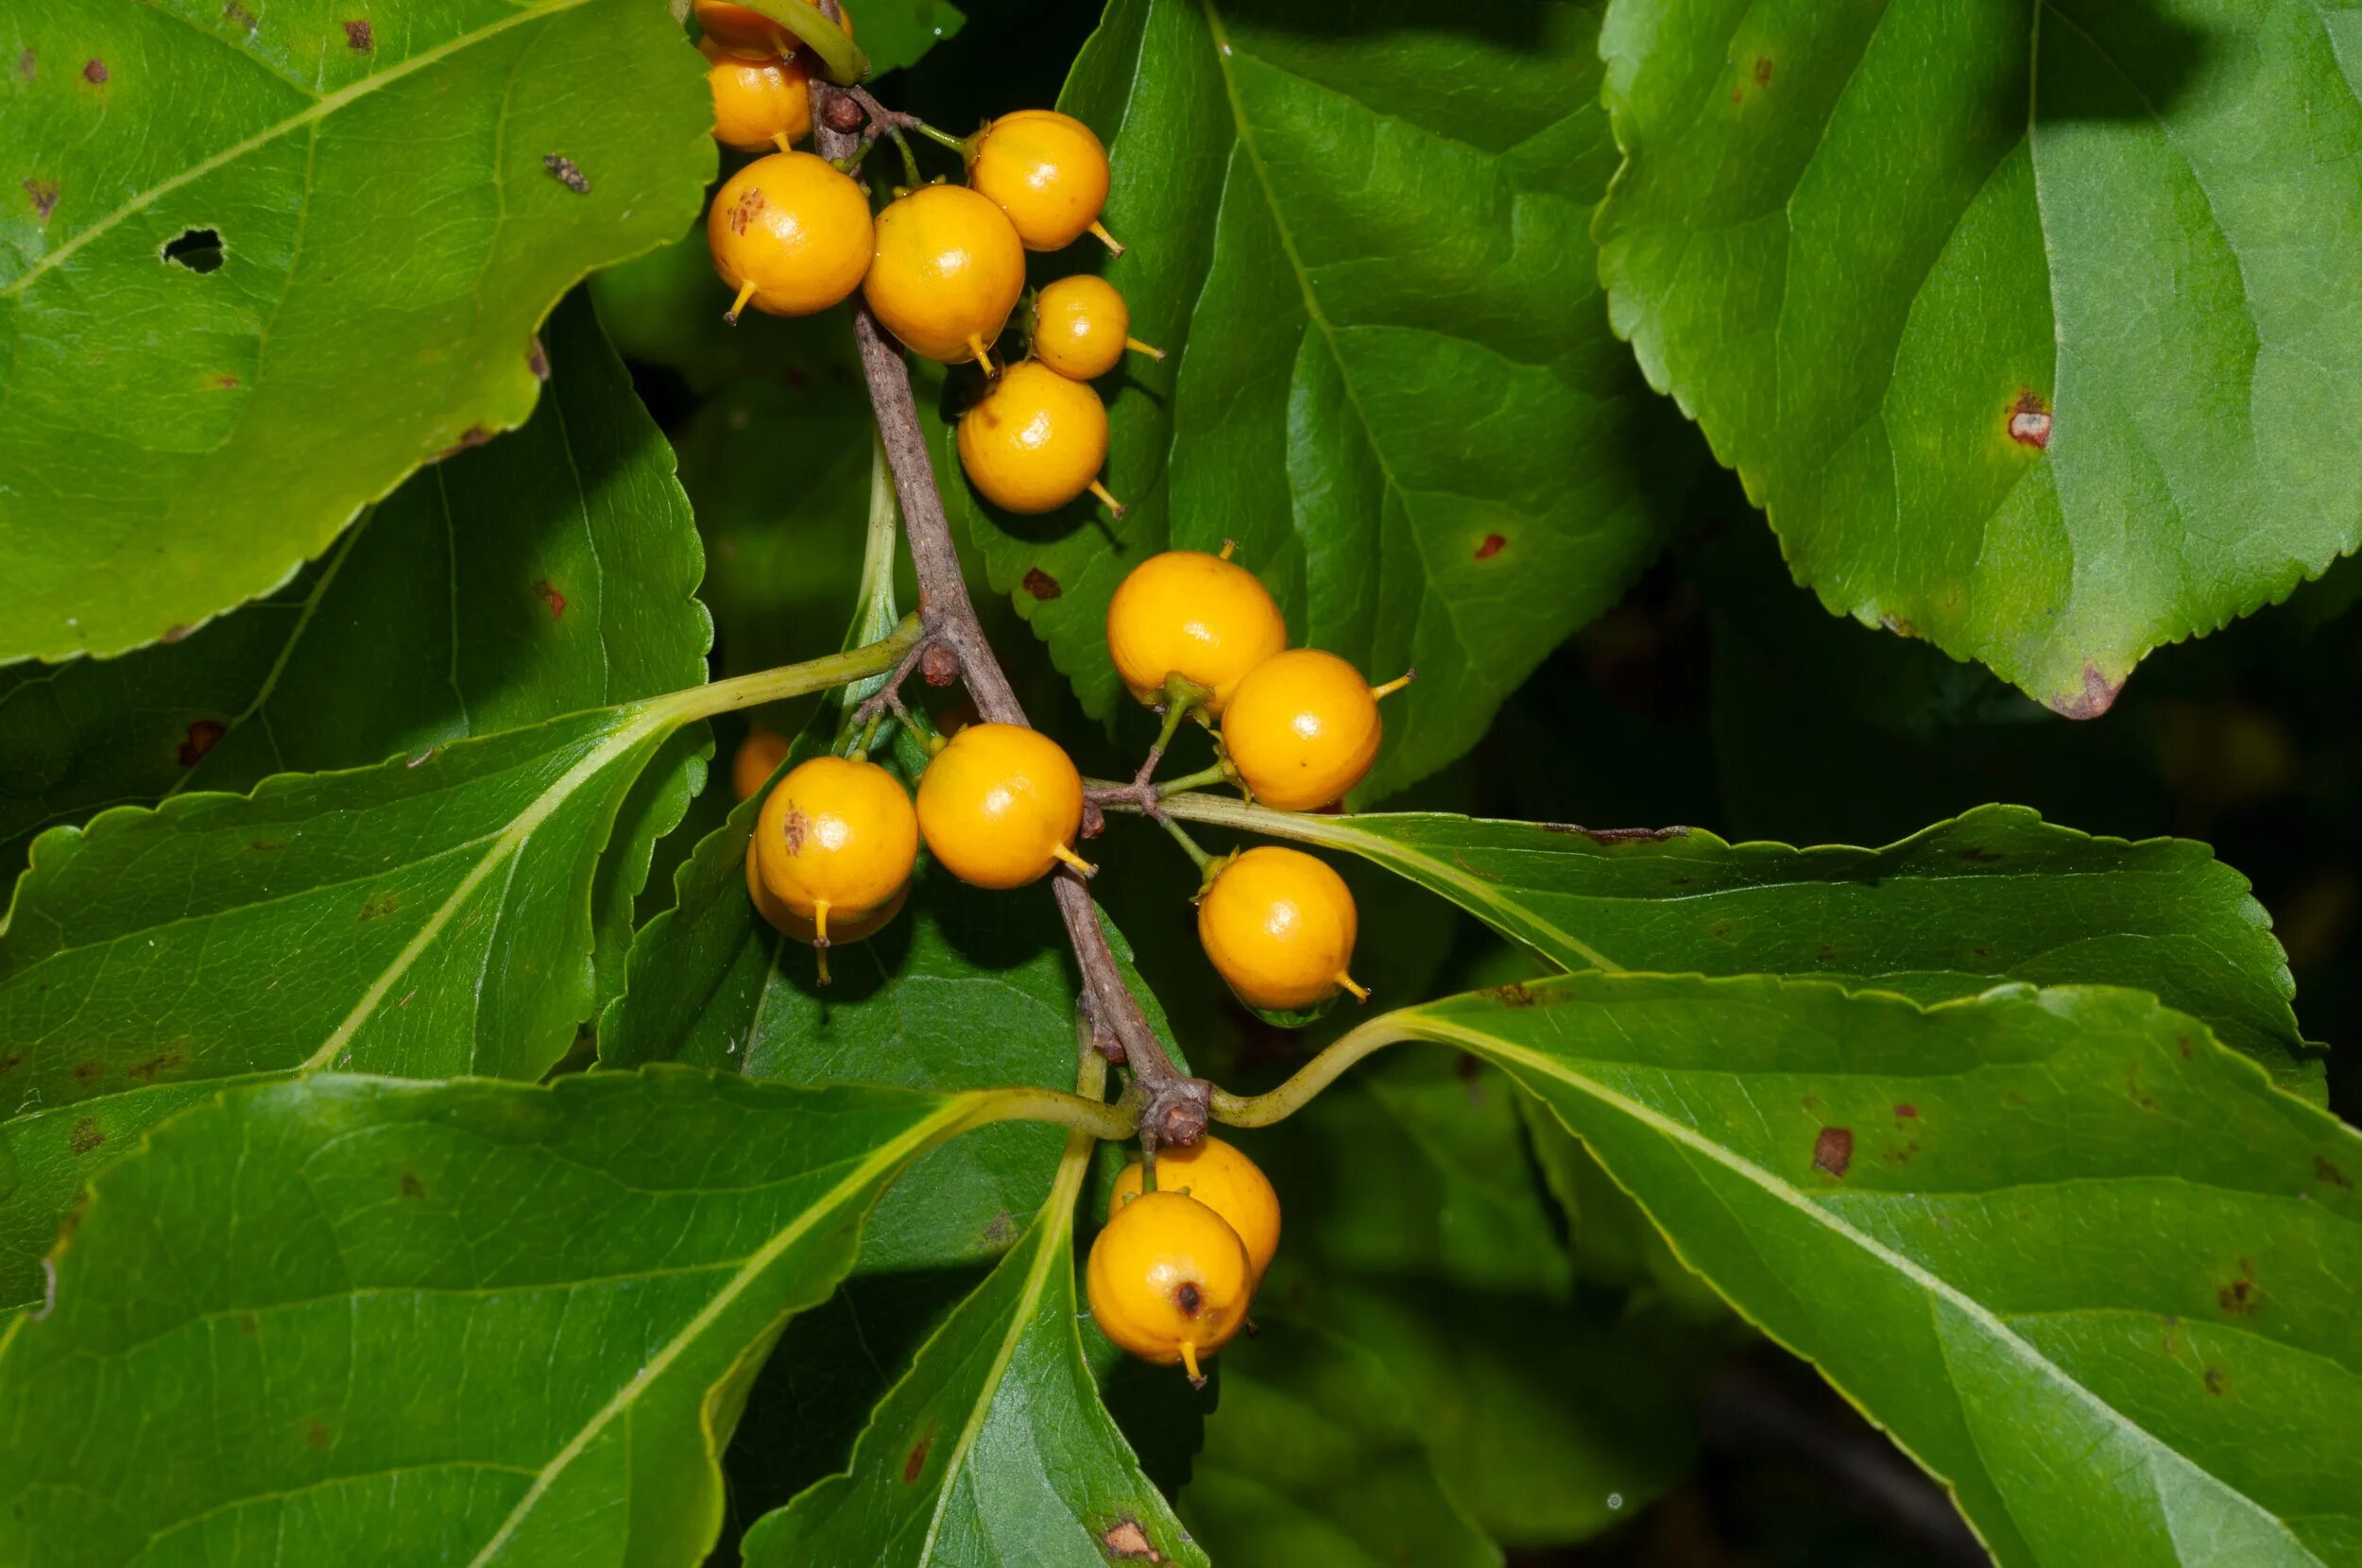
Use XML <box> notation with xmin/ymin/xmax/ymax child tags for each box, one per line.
<box><xmin>0</xmin><ymin>1068</ymin><xmax>995</xmax><ymax>1567</ymax></box>
<box><xmin>741</xmin><ymin>1107</ymin><xmax>1206</xmax><ymax>1568</ymax></box>
<box><xmin>1158</xmin><ymin>795</ymin><xmax>2318</xmax><ymax>1096</ymax></box>
<box><xmin>0</xmin><ymin>0</ymin><xmax>713</xmax><ymax>662</ymax></box>
<box><xmin>836</xmin><ymin>0</ymin><xmax>966</xmax><ymax>77</ymax></box>
<box><xmin>1592</xmin><ymin>0</ymin><xmax>2362</xmax><ymax>714</ymax></box>
<box><xmin>1248</xmin><ymin>1048</ymin><xmax>1711</xmax><ymax>1544</ymax></box>
<box><xmin>1378</xmin><ymin>973</ymin><xmax>2362</xmax><ymax>1566</ymax></box>
<box><xmin>949</xmin><ymin>0</ymin><xmax>1693</xmax><ymax>799</ymax></box>
<box><xmin>0</xmin><ymin>702</ymin><xmax>682</xmax><ymax>1307</ymax></box>
<box><xmin>1174</xmin><ymin>1318</ymin><xmax>1500</xmax><ymax>1568</ymax></box>
<box><xmin>0</xmin><ymin>290</ymin><xmax>712</xmax><ymax>877</ymax></box>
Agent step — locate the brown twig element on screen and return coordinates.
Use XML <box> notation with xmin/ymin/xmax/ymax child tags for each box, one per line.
<box><xmin>810</xmin><ymin>44</ymin><xmax>1209</xmax><ymax>1150</ymax></box>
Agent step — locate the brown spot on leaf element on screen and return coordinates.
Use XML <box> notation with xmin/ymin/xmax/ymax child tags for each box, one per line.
<box><xmin>1022</xmin><ymin>568</ymin><xmax>1061</xmax><ymax>601</ymax></box>
<box><xmin>342</xmin><ymin>20</ymin><xmax>372</xmax><ymax>50</ymax></box>
<box><xmin>1101</xmin><ymin>1520</ymin><xmax>1160</xmax><ymax>1562</ymax></box>
<box><xmin>779</xmin><ymin>806</ymin><xmax>809</xmax><ymax>855</ymax></box>
<box><xmin>1488</xmin><ymin>981</ymin><xmax>1536</xmax><ymax>1008</ymax></box>
<box><xmin>237</xmin><ymin>1314</ymin><xmax>259</xmax><ymax>1336</ymax></box>
<box><xmin>214</xmin><ymin>375</ymin><xmax>238</xmax><ymax>389</ymax></box>
<box><xmin>161</xmin><ymin>622</ymin><xmax>196</xmax><ymax>644</ymax></box>
<box><xmin>23</xmin><ymin>179</ymin><xmax>58</xmax><ymax>222</ymax></box>
<box><xmin>527</xmin><ymin>337</ymin><xmax>549</xmax><ymax>380</ymax></box>
<box><xmin>178</xmin><ymin>719</ymin><xmax>225</xmax><ymax>767</ymax></box>
<box><xmin>1894</xmin><ymin>1103</ymin><xmax>1918</xmax><ymax>1119</ymax></box>
<box><xmin>250</xmin><ymin>839</ymin><xmax>286</xmax><ymax>853</ymax></box>
<box><xmin>16</xmin><ymin>49</ymin><xmax>34</xmax><ymax>80</ymax></box>
<box><xmin>2316</xmin><ymin>1156</ymin><xmax>2353</xmax><ymax>1192</ymax></box>
<box><xmin>0</xmin><ymin>1050</ymin><xmax>24</xmax><ymax>1076</ymax></box>
<box><xmin>1885</xmin><ymin>1139</ymin><xmax>1919</xmax><ymax>1165</ymax></box>
<box><xmin>2203</xmin><ymin>1366</ymin><xmax>2226</xmax><ymax>1395</ymax></box>
<box><xmin>1812</xmin><ymin>1127</ymin><xmax>1853</xmax><ymax>1178</ymax></box>
<box><xmin>125</xmin><ymin>1048</ymin><xmax>183</xmax><ymax>1084</ymax></box>
<box><xmin>1537</xmin><ymin>822</ymin><xmax>1689</xmax><ymax>844</ymax></box>
<box><xmin>1754</xmin><ymin>56</ymin><xmax>1774</xmax><ymax>85</ymax></box>
<box><xmin>436</xmin><ymin>425</ymin><xmax>493</xmax><ymax>460</ymax></box>
<box><xmin>2007</xmin><ymin>390</ymin><xmax>2052</xmax><ymax>450</ymax></box>
<box><xmin>399</xmin><ymin>1172</ymin><xmax>425</xmax><ymax>1200</ymax></box>
<box><xmin>68</xmin><ymin>1117</ymin><xmax>106</xmax><ymax>1156</ymax></box>
<box><xmin>542</xmin><ymin>153</ymin><xmax>590</xmax><ymax>195</ymax></box>
<box><xmin>901</xmin><ymin>1428</ymin><xmax>933</xmax><ymax>1483</ymax></box>
<box><xmin>358</xmin><ymin>892</ymin><xmax>400</xmax><ymax>923</ymax></box>
<box><xmin>1474</xmin><ymin>532</ymin><xmax>1507</xmax><ymax>560</ymax></box>
<box><xmin>71</xmin><ymin>1060</ymin><xmax>103</xmax><ymax>1087</ymax></box>
<box><xmin>1815</xmin><ymin>943</ymin><xmax>1839</xmax><ymax>963</ymax></box>
<box><xmin>1880</xmin><ymin>613</ymin><xmax>1917</xmax><ymax>638</ymax></box>
<box><xmin>224</xmin><ymin>1</ymin><xmax>256</xmax><ymax>32</ymax></box>
<box><xmin>2047</xmin><ymin>659</ymin><xmax>2124</xmax><ymax>722</ymax></box>
<box><xmin>980</xmin><ymin>1210</ymin><xmax>1018</xmax><ymax>1247</ymax></box>
<box><xmin>82</xmin><ymin>58</ymin><xmax>108</xmax><ymax>84</ymax></box>
<box><xmin>2217</xmin><ymin>1258</ymin><xmax>2260</xmax><ymax>1318</ymax></box>
<box><xmin>1957</xmin><ymin>846</ymin><xmax>2004</xmax><ymax>863</ymax></box>
<box><xmin>533</xmin><ymin>579</ymin><xmax>566</xmax><ymax>619</ymax></box>
<box><xmin>304</xmin><ymin>1418</ymin><xmax>332</xmax><ymax>1450</ymax></box>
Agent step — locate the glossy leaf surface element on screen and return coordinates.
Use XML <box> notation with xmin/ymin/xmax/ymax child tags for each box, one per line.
<box><xmin>950</xmin><ymin>0</ymin><xmax>1691</xmax><ymax>799</ymax></box>
<box><xmin>1160</xmin><ymin>796</ymin><xmax>2317</xmax><ymax>1095</ymax></box>
<box><xmin>0</xmin><ymin>0</ymin><xmax>712</xmax><ymax>661</ymax></box>
<box><xmin>1593</xmin><ymin>0</ymin><xmax>2362</xmax><ymax>712</ymax></box>
<box><xmin>0</xmin><ymin>1069</ymin><xmax>981</xmax><ymax>1566</ymax></box>
<box><xmin>0</xmin><ymin>292</ymin><xmax>711</xmax><ymax>876</ymax></box>
<box><xmin>1386</xmin><ymin>974</ymin><xmax>2362</xmax><ymax>1566</ymax></box>
<box><xmin>0</xmin><ymin>703</ymin><xmax>679</xmax><ymax>1306</ymax></box>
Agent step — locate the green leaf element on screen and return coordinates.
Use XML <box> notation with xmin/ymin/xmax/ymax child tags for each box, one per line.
<box><xmin>0</xmin><ymin>0</ymin><xmax>713</xmax><ymax>662</ymax></box>
<box><xmin>841</xmin><ymin>0</ymin><xmax>967</xmax><ymax>77</ymax></box>
<box><xmin>1592</xmin><ymin>0</ymin><xmax>2362</xmax><ymax>714</ymax></box>
<box><xmin>0</xmin><ymin>291</ymin><xmax>712</xmax><ymax>876</ymax></box>
<box><xmin>0</xmin><ymin>1067</ymin><xmax>990</xmax><ymax>1566</ymax></box>
<box><xmin>1382</xmin><ymin>974</ymin><xmax>2362</xmax><ymax>1566</ymax></box>
<box><xmin>1175</xmin><ymin>1318</ymin><xmax>1500</xmax><ymax>1568</ymax></box>
<box><xmin>741</xmin><ymin>1113</ymin><xmax>1206</xmax><ymax>1568</ymax></box>
<box><xmin>950</xmin><ymin>0</ymin><xmax>1691</xmax><ymax>799</ymax></box>
<box><xmin>1159</xmin><ymin>796</ymin><xmax>2319</xmax><ymax>1097</ymax></box>
<box><xmin>0</xmin><ymin>702</ymin><xmax>681</xmax><ymax>1308</ymax></box>
<box><xmin>1249</xmin><ymin>1049</ymin><xmax>1709</xmax><ymax>1544</ymax></box>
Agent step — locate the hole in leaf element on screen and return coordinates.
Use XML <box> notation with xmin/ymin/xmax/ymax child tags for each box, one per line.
<box><xmin>163</xmin><ymin>228</ymin><xmax>224</xmax><ymax>273</ymax></box>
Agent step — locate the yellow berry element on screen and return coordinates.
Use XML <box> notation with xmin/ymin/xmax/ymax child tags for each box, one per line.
<box><xmin>915</xmin><ymin>722</ymin><xmax>1090</xmax><ymax>889</ymax></box>
<box><xmin>1105</xmin><ymin>550</ymin><xmax>1286</xmax><ymax>714</ymax></box>
<box><xmin>1030</xmin><ymin>275</ymin><xmax>1159</xmax><ymax>381</ymax></box>
<box><xmin>956</xmin><ymin>361</ymin><xmax>1120</xmax><ymax>516</ymax></box>
<box><xmin>732</xmin><ymin>728</ymin><xmax>792</xmax><ymax>801</ymax></box>
<box><xmin>695</xmin><ymin>0</ymin><xmax>852</xmax><ymax>59</ymax></box>
<box><xmin>753</xmin><ymin>757</ymin><xmax>918</xmax><ymax>947</ymax></box>
<box><xmin>745</xmin><ymin>839</ymin><xmax>906</xmax><ymax>952</ymax></box>
<box><xmin>701</xmin><ymin>42</ymin><xmax>810</xmax><ymax>153</ymax></box>
<box><xmin>1220</xmin><ymin>649</ymin><xmax>1408</xmax><ymax>810</ymax></box>
<box><xmin>1110</xmin><ymin>1137</ymin><xmax>1280</xmax><ymax>1286</ymax></box>
<box><xmin>1086</xmin><ymin>1189</ymin><xmax>1253</xmax><ymax>1385</ymax></box>
<box><xmin>864</xmin><ymin>184</ymin><xmax>1027</xmax><ymax>368</ymax></box>
<box><xmin>1196</xmin><ymin>846</ymin><xmax>1364</xmax><ymax>1013</ymax></box>
<box><xmin>966</xmin><ymin>109</ymin><xmax>1121</xmax><ymax>253</ymax></box>
<box><xmin>708</xmin><ymin>151</ymin><xmax>875</xmax><ymax>321</ymax></box>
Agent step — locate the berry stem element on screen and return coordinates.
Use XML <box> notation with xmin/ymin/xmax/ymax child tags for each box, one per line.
<box><xmin>908</xmin><ymin>119</ymin><xmax>969</xmax><ymax>154</ymax></box>
<box><xmin>812</xmin><ymin>55</ymin><xmax>1212</xmax><ymax>1149</ymax></box>
<box><xmin>1155</xmin><ymin>763</ymin><xmax>1231</xmax><ymax>797</ymax></box>
<box><xmin>1155</xmin><ymin>812</ymin><xmax>1215</xmax><ymax>874</ymax></box>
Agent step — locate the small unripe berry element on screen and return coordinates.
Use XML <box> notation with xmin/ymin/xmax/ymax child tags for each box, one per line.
<box><xmin>966</xmin><ymin>110</ymin><xmax>1121</xmax><ymax>253</ymax></box>
<box><xmin>1087</xmin><ymin>1189</ymin><xmax>1253</xmax><ymax>1386</ymax></box>
<box><xmin>753</xmin><ymin>756</ymin><xmax>918</xmax><ymax>952</ymax></box>
<box><xmin>1110</xmin><ymin>1137</ymin><xmax>1281</xmax><ymax>1285</ymax></box>
<box><xmin>864</xmin><ymin>184</ymin><xmax>1027</xmax><ymax>369</ymax></box>
<box><xmin>957</xmin><ymin>361</ymin><xmax>1120</xmax><ymax>516</ymax></box>
<box><xmin>1220</xmin><ymin>649</ymin><xmax>1409</xmax><ymax>810</ymax></box>
<box><xmin>1196</xmin><ymin>846</ymin><xmax>1365</xmax><ymax>1013</ymax></box>
<box><xmin>708</xmin><ymin>151</ymin><xmax>874</xmax><ymax>321</ymax></box>
<box><xmin>1030</xmin><ymin>275</ymin><xmax>1160</xmax><ymax>382</ymax></box>
<box><xmin>701</xmin><ymin>41</ymin><xmax>810</xmax><ymax>153</ymax></box>
<box><xmin>1105</xmin><ymin>549</ymin><xmax>1286</xmax><ymax>714</ymax></box>
<box><xmin>915</xmin><ymin>722</ymin><xmax>1090</xmax><ymax>889</ymax></box>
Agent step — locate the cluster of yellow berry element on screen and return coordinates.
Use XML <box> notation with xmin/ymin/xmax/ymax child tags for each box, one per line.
<box><xmin>695</xmin><ymin>2</ymin><xmax>1155</xmax><ymax>520</ymax></box>
<box><xmin>1107</xmin><ymin>548</ymin><xmax>1412</xmax><ymax>1015</ymax></box>
<box><xmin>1089</xmin><ymin>1136</ymin><xmax>1278</xmax><ymax>1386</ymax></box>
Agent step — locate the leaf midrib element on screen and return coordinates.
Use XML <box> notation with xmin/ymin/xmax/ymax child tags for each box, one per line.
<box><xmin>1427</xmin><ymin>1014</ymin><xmax>2324</xmax><ymax>1561</ymax></box>
<box><xmin>1</xmin><ymin>0</ymin><xmax>596</xmax><ymax>299</ymax></box>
